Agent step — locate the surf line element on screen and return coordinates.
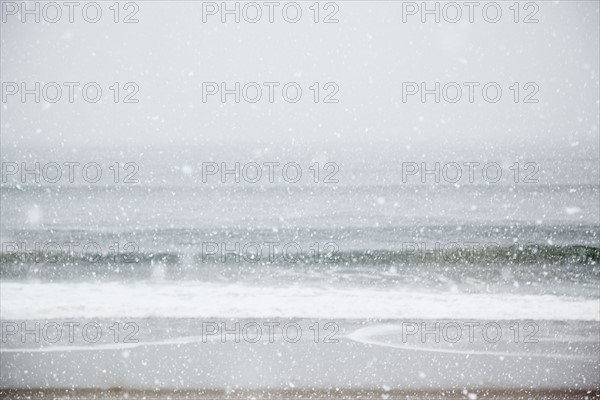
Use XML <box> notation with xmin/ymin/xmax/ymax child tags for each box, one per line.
<box><xmin>0</xmin><ymin>335</ymin><xmax>214</xmax><ymax>353</ymax></box>
<box><xmin>346</xmin><ymin>325</ymin><xmax>597</xmax><ymax>362</ymax></box>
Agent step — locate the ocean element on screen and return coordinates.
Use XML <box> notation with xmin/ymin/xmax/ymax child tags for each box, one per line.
<box><xmin>1</xmin><ymin>145</ymin><xmax>598</xmax><ymax>322</ymax></box>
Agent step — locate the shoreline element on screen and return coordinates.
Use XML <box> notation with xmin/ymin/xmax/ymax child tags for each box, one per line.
<box><xmin>1</xmin><ymin>318</ymin><xmax>598</xmax><ymax>393</ymax></box>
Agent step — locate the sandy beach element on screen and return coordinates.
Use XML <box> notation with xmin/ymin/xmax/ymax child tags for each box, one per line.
<box><xmin>1</xmin><ymin>318</ymin><xmax>598</xmax><ymax>398</ymax></box>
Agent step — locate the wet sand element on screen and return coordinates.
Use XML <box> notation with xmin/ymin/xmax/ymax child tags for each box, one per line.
<box><xmin>1</xmin><ymin>319</ymin><xmax>598</xmax><ymax>397</ymax></box>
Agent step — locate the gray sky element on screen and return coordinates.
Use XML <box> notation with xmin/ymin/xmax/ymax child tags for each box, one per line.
<box><xmin>1</xmin><ymin>1</ymin><xmax>598</xmax><ymax>155</ymax></box>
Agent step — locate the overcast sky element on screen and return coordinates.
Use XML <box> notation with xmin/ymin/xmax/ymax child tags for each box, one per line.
<box><xmin>1</xmin><ymin>1</ymin><xmax>598</xmax><ymax>156</ymax></box>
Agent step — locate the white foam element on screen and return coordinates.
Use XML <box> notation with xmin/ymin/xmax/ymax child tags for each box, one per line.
<box><xmin>347</xmin><ymin>324</ymin><xmax>598</xmax><ymax>361</ymax></box>
<box><xmin>0</xmin><ymin>335</ymin><xmax>211</xmax><ymax>353</ymax></box>
<box><xmin>1</xmin><ymin>281</ymin><xmax>598</xmax><ymax>320</ymax></box>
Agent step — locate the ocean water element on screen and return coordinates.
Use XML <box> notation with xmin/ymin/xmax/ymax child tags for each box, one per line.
<box><xmin>1</xmin><ymin>146</ymin><xmax>598</xmax><ymax>321</ymax></box>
